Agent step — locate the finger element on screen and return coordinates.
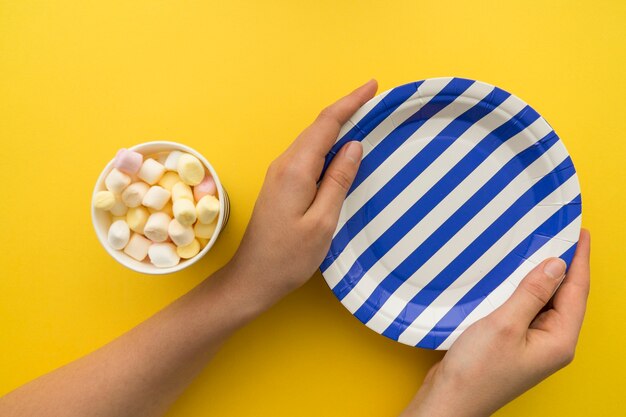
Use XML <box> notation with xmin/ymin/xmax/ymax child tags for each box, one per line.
<box><xmin>307</xmin><ymin>141</ymin><xmax>362</xmax><ymax>222</ymax></box>
<box><xmin>492</xmin><ymin>257</ymin><xmax>567</xmax><ymax>328</ymax></box>
<box><xmin>552</xmin><ymin>229</ymin><xmax>591</xmax><ymax>336</ymax></box>
<box><xmin>291</xmin><ymin>79</ymin><xmax>378</xmax><ymax>163</ymax></box>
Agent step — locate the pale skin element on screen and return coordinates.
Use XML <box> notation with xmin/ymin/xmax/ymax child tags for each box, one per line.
<box><xmin>0</xmin><ymin>80</ymin><xmax>591</xmax><ymax>417</ymax></box>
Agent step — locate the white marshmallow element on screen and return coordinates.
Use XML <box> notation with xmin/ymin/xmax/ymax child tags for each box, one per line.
<box><xmin>171</xmin><ymin>182</ymin><xmax>194</xmax><ymax>201</ymax></box>
<box><xmin>107</xmin><ymin>220</ymin><xmax>130</xmax><ymax>250</ymax></box>
<box><xmin>126</xmin><ymin>206</ymin><xmax>150</xmax><ymax>234</ymax></box>
<box><xmin>124</xmin><ymin>233</ymin><xmax>152</xmax><ymax>261</ymax></box>
<box><xmin>177</xmin><ymin>153</ymin><xmax>204</xmax><ymax>186</ymax></box>
<box><xmin>196</xmin><ymin>195</ymin><xmax>219</xmax><ymax>224</ymax></box>
<box><xmin>164</xmin><ymin>150</ymin><xmax>183</xmax><ymax>171</ymax></box>
<box><xmin>194</xmin><ymin>219</ymin><xmax>218</xmax><ymax>239</ymax></box>
<box><xmin>93</xmin><ymin>190</ymin><xmax>116</xmax><ymax>211</ymax></box>
<box><xmin>142</xmin><ymin>186</ymin><xmax>171</xmax><ymax>210</ymax></box>
<box><xmin>148</xmin><ymin>243</ymin><xmax>180</xmax><ymax>268</ymax></box>
<box><xmin>143</xmin><ymin>212</ymin><xmax>171</xmax><ymax>242</ymax></box>
<box><xmin>177</xmin><ymin>239</ymin><xmax>200</xmax><ymax>259</ymax></box>
<box><xmin>137</xmin><ymin>158</ymin><xmax>166</xmax><ymax>185</ymax></box>
<box><xmin>168</xmin><ymin>219</ymin><xmax>195</xmax><ymax>246</ymax></box>
<box><xmin>121</xmin><ymin>182</ymin><xmax>150</xmax><ymax>208</ymax></box>
<box><xmin>173</xmin><ymin>199</ymin><xmax>197</xmax><ymax>226</ymax></box>
<box><xmin>110</xmin><ymin>195</ymin><xmax>128</xmax><ymax>216</ymax></box>
<box><xmin>105</xmin><ymin>168</ymin><xmax>131</xmax><ymax>194</ymax></box>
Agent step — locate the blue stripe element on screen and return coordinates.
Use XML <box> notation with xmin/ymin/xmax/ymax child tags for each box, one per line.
<box><xmin>321</xmin><ymin>81</ymin><xmax>423</xmax><ymax>178</ymax></box>
<box><xmin>321</xmin><ymin>81</ymin><xmax>504</xmax><ymax>273</ymax></box>
<box><xmin>326</xmin><ymin>102</ymin><xmax>538</xmax><ymax>289</ymax></box>
<box><xmin>417</xmin><ymin>201</ymin><xmax>581</xmax><ymax>349</ymax></box>
<box><xmin>348</xmin><ymin>78</ymin><xmax>475</xmax><ymax>194</ymax></box>
<box><xmin>381</xmin><ymin>157</ymin><xmax>576</xmax><ymax>340</ymax></box>
<box><xmin>351</xmin><ymin>130</ymin><xmax>559</xmax><ymax>323</ymax></box>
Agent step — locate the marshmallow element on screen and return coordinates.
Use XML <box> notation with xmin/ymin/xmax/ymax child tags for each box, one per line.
<box><xmin>194</xmin><ymin>219</ymin><xmax>218</xmax><ymax>239</ymax></box>
<box><xmin>148</xmin><ymin>243</ymin><xmax>180</xmax><ymax>268</ymax></box>
<box><xmin>111</xmin><ymin>215</ymin><xmax>126</xmax><ymax>223</ymax></box>
<box><xmin>143</xmin><ymin>212</ymin><xmax>171</xmax><ymax>242</ymax></box>
<box><xmin>193</xmin><ymin>175</ymin><xmax>217</xmax><ymax>201</ymax></box>
<box><xmin>196</xmin><ymin>195</ymin><xmax>219</xmax><ymax>224</ymax></box>
<box><xmin>164</xmin><ymin>150</ymin><xmax>183</xmax><ymax>171</ymax></box>
<box><xmin>105</xmin><ymin>168</ymin><xmax>131</xmax><ymax>194</ymax></box>
<box><xmin>110</xmin><ymin>195</ymin><xmax>128</xmax><ymax>216</ymax></box>
<box><xmin>171</xmin><ymin>182</ymin><xmax>194</xmax><ymax>201</ymax></box>
<box><xmin>121</xmin><ymin>182</ymin><xmax>149</xmax><ymax>208</ymax></box>
<box><xmin>142</xmin><ymin>186</ymin><xmax>171</xmax><ymax>210</ymax></box>
<box><xmin>173</xmin><ymin>199</ymin><xmax>197</xmax><ymax>226</ymax></box>
<box><xmin>93</xmin><ymin>190</ymin><xmax>116</xmax><ymax>210</ymax></box>
<box><xmin>197</xmin><ymin>237</ymin><xmax>209</xmax><ymax>248</ymax></box>
<box><xmin>126</xmin><ymin>206</ymin><xmax>150</xmax><ymax>234</ymax></box>
<box><xmin>113</xmin><ymin>148</ymin><xmax>143</xmax><ymax>175</ymax></box>
<box><xmin>156</xmin><ymin>152</ymin><xmax>169</xmax><ymax>166</ymax></box>
<box><xmin>124</xmin><ymin>233</ymin><xmax>152</xmax><ymax>261</ymax></box>
<box><xmin>177</xmin><ymin>153</ymin><xmax>204</xmax><ymax>186</ymax></box>
<box><xmin>137</xmin><ymin>158</ymin><xmax>166</xmax><ymax>185</ymax></box>
<box><xmin>148</xmin><ymin>201</ymin><xmax>173</xmax><ymax>217</ymax></box>
<box><xmin>158</xmin><ymin>171</ymin><xmax>181</xmax><ymax>191</ymax></box>
<box><xmin>107</xmin><ymin>220</ymin><xmax>130</xmax><ymax>250</ymax></box>
<box><xmin>177</xmin><ymin>239</ymin><xmax>200</xmax><ymax>259</ymax></box>
<box><xmin>168</xmin><ymin>219</ymin><xmax>195</xmax><ymax>246</ymax></box>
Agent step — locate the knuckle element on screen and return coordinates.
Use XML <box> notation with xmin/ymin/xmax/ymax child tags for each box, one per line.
<box><xmin>317</xmin><ymin>106</ymin><xmax>341</xmax><ymax>127</ymax></box>
<box><xmin>550</xmin><ymin>342</ymin><xmax>576</xmax><ymax>368</ymax></box>
<box><xmin>488</xmin><ymin>315</ymin><xmax>518</xmax><ymax>337</ymax></box>
<box><xmin>522</xmin><ymin>278</ymin><xmax>554</xmax><ymax>306</ymax></box>
<box><xmin>326</xmin><ymin>168</ymin><xmax>352</xmax><ymax>192</ymax></box>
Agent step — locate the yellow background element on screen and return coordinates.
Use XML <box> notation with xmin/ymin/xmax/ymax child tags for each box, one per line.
<box><xmin>1</xmin><ymin>1</ymin><xmax>625</xmax><ymax>415</ymax></box>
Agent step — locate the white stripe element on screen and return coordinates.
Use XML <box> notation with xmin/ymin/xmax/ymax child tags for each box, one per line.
<box><xmin>435</xmin><ymin>214</ymin><xmax>582</xmax><ymax>350</ymax></box>
<box><xmin>333</xmin><ymin>80</ymin><xmax>494</xmax><ymax>238</ymax></box>
<box><xmin>396</xmin><ymin>175</ymin><xmax>580</xmax><ymax>345</ymax></box>
<box><xmin>324</xmin><ymin>111</ymin><xmax>550</xmax><ymax>290</ymax></box>
<box><xmin>361</xmin><ymin>141</ymin><xmax>570</xmax><ymax>334</ymax></box>
<box><xmin>356</xmin><ymin>78</ymin><xmax>452</xmax><ymax>159</ymax></box>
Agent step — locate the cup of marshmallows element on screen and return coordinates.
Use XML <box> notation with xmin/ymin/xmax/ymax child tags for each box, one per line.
<box><xmin>91</xmin><ymin>141</ymin><xmax>230</xmax><ymax>274</ymax></box>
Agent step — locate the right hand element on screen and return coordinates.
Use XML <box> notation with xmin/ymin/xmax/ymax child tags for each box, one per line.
<box><xmin>402</xmin><ymin>229</ymin><xmax>591</xmax><ymax>417</ymax></box>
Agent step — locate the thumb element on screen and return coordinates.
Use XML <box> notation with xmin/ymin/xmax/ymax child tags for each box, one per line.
<box><xmin>493</xmin><ymin>257</ymin><xmax>567</xmax><ymax>328</ymax></box>
<box><xmin>309</xmin><ymin>141</ymin><xmax>362</xmax><ymax>221</ymax></box>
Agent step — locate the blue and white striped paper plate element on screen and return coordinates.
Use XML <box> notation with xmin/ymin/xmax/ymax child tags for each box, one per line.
<box><xmin>320</xmin><ymin>77</ymin><xmax>582</xmax><ymax>350</ymax></box>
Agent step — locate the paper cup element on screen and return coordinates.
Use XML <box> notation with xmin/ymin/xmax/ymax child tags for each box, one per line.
<box><xmin>92</xmin><ymin>141</ymin><xmax>229</xmax><ymax>274</ymax></box>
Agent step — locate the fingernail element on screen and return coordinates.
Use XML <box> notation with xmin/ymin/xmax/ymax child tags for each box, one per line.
<box><xmin>344</xmin><ymin>141</ymin><xmax>363</xmax><ymax>164</ymax></box>
<box><xmin>544</xmin><ymin>258</ymin><xmax>566</xmax><ymax>279</ymax></box>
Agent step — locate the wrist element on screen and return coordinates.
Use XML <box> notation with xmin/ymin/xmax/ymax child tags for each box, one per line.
<box><xmin>401</xmin><ymin>364</ymin><xmax>487</xmax><ymax>417</ymax></box>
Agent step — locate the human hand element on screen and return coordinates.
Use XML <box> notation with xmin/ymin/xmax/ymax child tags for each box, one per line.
<box><xmin>402</xmin><ymin>229</ymin><xmax>591</xmax><ymax>417</ymax></box>
<box><xmin>227</xmin><ymin>80</ymin><xmax>378</xmax><ymax>308</ymax></box>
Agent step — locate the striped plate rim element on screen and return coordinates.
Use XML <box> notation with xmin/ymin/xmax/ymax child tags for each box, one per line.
<box><xmin>319</xmin><ymin>77</ymin><xmax>582</xmax><ymax>350</ymax></box>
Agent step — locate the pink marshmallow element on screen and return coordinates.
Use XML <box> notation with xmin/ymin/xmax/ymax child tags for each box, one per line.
<box><xmin>193</xmin><ymin>175</ymin><xmax>217</xmax><ymax>201</ymax></box>
<box><xmin>114</xmin><ymin>148</ymin><xmax>144</xmax><ymax>175</ymax></box>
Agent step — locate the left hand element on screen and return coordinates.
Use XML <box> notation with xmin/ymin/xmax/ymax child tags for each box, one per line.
<box><xmin>228</xmin><ymin>79</ymin><xmax>378</xmax><ymax>305</ymax></box>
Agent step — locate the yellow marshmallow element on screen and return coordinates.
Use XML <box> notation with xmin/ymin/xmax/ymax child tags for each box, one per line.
<box><xmin>177</xmin><ymin>239</ymin><xmax>201</xmax><ymax>259</ymax></box>
<box><xmin>126</xmin><ymin>206</ymin><xmax>150</xmax><ymax>234</ymax></box>
<box><xmin>194</xmin><ymin>219</ymin><xmax>218</xmax><ymax>239</ymax></box>
<box><xmin>171</xmin><ymin>182</ymin><xmax>194</xmax><ymax>201</ymax></box>
<box><xmin>93</xmin><ymin>190</ymin><xmax>116</xmax><ymax>211</ymax></box>
<box><xmin>197</xmin><ymin>238</ymin><xmax>209</xmax><ymax>248</ymax></box>
<box><xmin>173</xmin><ymin>199</ymin><xmax>197</xmax><ymax>226</ymax></box>
<box><xmin>158</xmin><ymin>171</ymin><xmax>181</xmax><ymax>191</ymax></box>
<box><xmin>196</xmin><ymin>195</ymin><xmax>220</xmax><ymax>224</ymax></box>
<box><xmin>177</xmin><ymin>153</ymin><xmax>204</xmax><ymax>186</ymax></box>
<box><xmin>147</xmin><ymin>200</ymin><xmax>173</xmax><ymax>217</ymax></box>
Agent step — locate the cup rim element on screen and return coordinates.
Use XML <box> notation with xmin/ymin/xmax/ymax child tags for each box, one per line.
<box><xmin>91</xmin><ymin>141</ymin><xmax>226</xmax><ymax>275</ymax></box>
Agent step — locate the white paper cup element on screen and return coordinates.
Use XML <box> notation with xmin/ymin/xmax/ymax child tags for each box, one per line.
<box><xmin>91</xmin><ymin>141</ymin><xmax>230</xmax><ymax>274</ymax></box>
